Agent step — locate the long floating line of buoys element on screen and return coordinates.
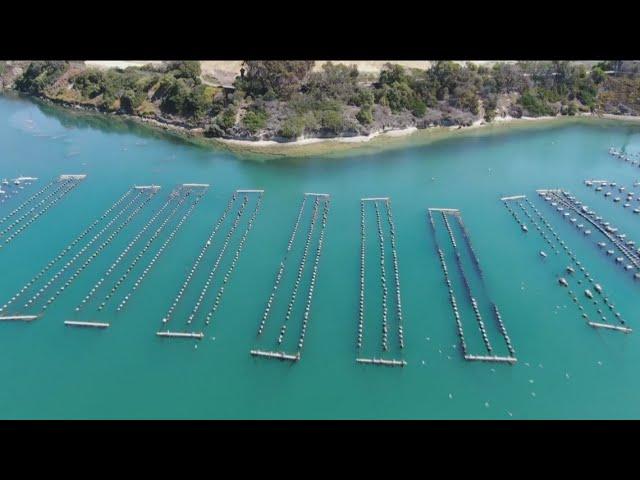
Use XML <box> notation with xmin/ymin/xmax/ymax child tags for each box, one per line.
<box><xmin>19</xmin><ymin>190</ymin><xmax>148</xmax><ymax>311</ymax></box>
<box><xmin>442</xmin><ymin>211</ymin><xmax>493</xmax><ymax>355</ymax></box>
<box><xmin>4</xmin><ymin>179</ymin><xmax>83</xmax><ymax>246</ymax></box>
<box><xmin>202</xmin><ymin>192</ymin><xmax>264</xmax><ymax>327</ymax></box>
<box><xmin>186</xmin><ymin>194</ymin><xmax>249</xmax><ymax>326</ymax></box>
<box><xmin>160</xmin><ymin>191</ymin><xmax>238</xmax><ymax>326</ymax></box>
<box><xmin>277</xmin><ymin>196</ymin><xmax>320</xmax><ymax>345</ymax></box>
<box><xmin>257</xmin><ymin>195</ymin><xmax>310</xmax><ymax>337</ymax></box>
<box><xmin>0</xmin><ymin>178</ymin><xmax>74</xmax><ymax>241</ymax></box>
<box><xmin>541</xmin><ymin>189</ymin><xmax>640</xmax><ymax>274</ymax></box>
<box><xmin>521</xmin><ymin>194</ymin><xmax>630</xmax><ymax>332</ymax></box>
<box><xmin>251</xmin><ymin>192</ymin><xmax>329</xmax><ymax>363</ymax></box>
<box><xmin>515</xmin><ymin>200</ymin><xmax>558</xmax><ymax>254</ymax></box>
<box><xmin>501</xmin><ymin>196</ymin><xmax>528</xmax><ymax>233</ymax></box>
<box><xmin>374</xmin><ymin>200</ymin><xmax>389</xmax><ymax>352</ymax></box>
<box><xmin>608</xmin><ymin>146</ymin><xmax>640</xmax><ymax>167</ymax></box>
<box><xmin>37</xmin><ymin>189</ymin><xmax>158</xmax><ymax>312</ymax></box>
<box><xmin>0</xmin><ymin>178</ymin><xmax>51</xmax><ymax>228</ymax></box>
<box><xmin>76</xmin><ymin>186</ymin><xmax>189</xmax><ymax>313</ymax></box>
<box><xmin>429</xmin><ymin>207</ymin><xmax>516</xmax><ymax>364</ymax></box>
<box><xmin>428</xmin><ymin>209</ymin><xmax>468</xmax><ymax>357</ymax></box>
<box><xmin>296</xmin><ymin>198</ymin><xmax>329</xmax><ymax>352</ymax></box>
<box><xmin>0</xmin><ymin>187</ymin><xmax>135</xmax><ymax>317</ymax></box>
<box><xmin>355</xmin><ymin>197</ymin><xmax>406</xmax><ymax>367</ymax></box>
<box><xmin>455</xmin><ymin>214</ymin><xmax>483</xmax><ymax>276</ymax></box>
<box><xmin>115</xmin><ymin>187</ymin><xmax>205</xmax><ymax>313</ymax></box>
<box><xmin>288</xmin><ymin>195</ymin><xmax>307</xmax><ymax>252</ymax></box>
<box><xmin>357</xmin><ymin>200</ymin><xmax>365</xmax><ymax>351</ymax></box>
<box><xmin>453</xmin><ymin>211</ymin><xmax>514</xmax><ymax>355</ymax></box>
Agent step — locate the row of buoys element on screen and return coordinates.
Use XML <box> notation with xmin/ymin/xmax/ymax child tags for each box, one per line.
<box><xmin>429</xmin><ymin>213</ymin><xmax>468</xmax><ymax>356</ymax></box>
<box><xmin>161</xmin><ymin>192</ymin><xmax>238</xmax><ymax>325</ymax></box>
<box><xmin>186</xmin><ymin>195</ymin><xmax>249</xmax><ymax>325</ymax></box>
<box><xmin>385</xmin><ymin>200</ymin><xmax>404</xmax><ymax>350</ymax></box>
<box><xmin>297</xmin><ymin>199</ymin><xmax>329</xmax><ymax>352</ymax></box>
<box><xmin>608</xmin><ymin>147</ymin><xmax>640</xmax><ymax>166</ymax></box>
<box><xmin>203</xmin><ymin>193</ymin><xmax>264</xmax><ymax>327</ymax></box>
<box><xmin>503</xmin><ymin>200</ymin><xmax>528</xmax><ymax>233</ymax></box>
<box><xmin>357</xmin><ymin>201</ymin><xmax>365</xmax><ymax>351</ymax></box>
<box><xmin>288</xmin><ymin>196</ymin><xmax>307</xmax><ymax>252</ymax></box>
<box><xmin>277</xmin><ymin>197</ymin><xmax>320</xmax><ymax>345</ymax></box>
<box><xmin>514</xmin><ymin>200</ymin><xmax>558</xmax><ymax>253</ymax></box>
<box><xmin>77</xmin><ymin>187</ymin><xmax>184</xmax><ymax>312</ymax></box>
<box><xmin>442</xmin><ymin>211</ymin><xmax>494</xmax><ymax>355</ymax></box>
<box><xmin>526</xmin><ymin>196</ymin><xmax>626</xmax><ymax>326</ymax></box>
<box><xmin>258</xmin><ymin>196</ymin><xmax>313</xmax><ymax>337</ymax></box>
<box><xmin>4</xmin><ymin>179</ymin><xmax>81</xmax><ymax>245</ymax></box>
<box><xmin>0</xmin><ymin>179</ymin><xmax>51</xmax><ymax>227</ymax></box>
<box><xmin>562</xmin><ymin>191</ymin><xmax>639</xmax><ymax>263</ymax></box>
<box><xmin>455</xmin><ymin>214</ymin><xmax>484</xmax><ymax>277</ymax></box>
<box><xmin>0</xmin><ymin>188</ymin><xmax>135</xmax><ymax>314</ymax></box>
<box><xmin>21</xmin><ymin>190</ymin><xmax>148</xmax><ymax>310</ymax></box>
<box><xmin>550</xmin><ymin>191</ymin><xmax>640</xmax><ymax>271</ymax></box>
<box><xmin>116</xmin><ymin>189</ymin><xmax>204</xmax><ymax>313</ymax></box>
<box><xmin>0</xmin><ymin>179</ymin><xmax>74</xmax><ymax>240</ymax></box>
<box><xmin>374</xmin><ymin>201</ymin><xmax>389</xmax><ymax>352</ymax></box>
<box><xmin>38</xmin><ymin>192</ymin><xmax>157</xmax><ymax>312</ymax></box>
<box><xmin>492</xmin><ymin>304</ymin><xmax>515</xmax><ymax>356</ymax></box>
<box><xmin>92</xmin><ymin>189</ymin><xmax>193</xmax><ymax>312</ymax></box>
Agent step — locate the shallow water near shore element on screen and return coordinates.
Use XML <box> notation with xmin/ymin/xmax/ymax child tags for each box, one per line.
<box><xmin>2</xmin><ymin>94</ymin><xmax>640</xmax><ymax>419</ymax></box>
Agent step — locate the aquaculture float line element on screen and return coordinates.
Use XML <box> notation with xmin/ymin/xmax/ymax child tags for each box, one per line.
<box><xmin>37</xmin><ymin>189</ymin><xmax>158</xmax><ymax>312</ymax></box>
<box><xmin>429</xmin><ymin>207</ymin><xmax>516</xmax><ymax>364</ymax></box>
<box><xmin>0</xmin><ymin>177</ymin><xmax>75</xmax><ymax>242</ymax></box>
<box><xmin>527</xmin><ymin>193</ymin><xmax>630</xmax><ymax>332</ymax></box>
<box><xmin>356</xmin><ymin>197</ymin><xmax>405</xmax><ymax>366</ymax></box>
<box><xmin>296</xmin><ymin>197</ymin><xmax>330</xmax><ymax>352</ymax></box>
<box><xmin>540</xmin><ymin>189</ymin><xmax>640</xmax><ymax>272</ymax></box>
<box><xmin>160</xmin><ymin>191</ymin><xmax>238</xmax><ymax>326</ymax></box>
<box><xmin>0</xmin><ymin>178</ymin><xmax>51</xmax><ymax>228</ymax></box>
<box><xmin>0</xmin><ymin>186</ymin><xmax>138</xmax><ymax>318</ymax></box>
<box><xmin>201</xmin><ymin>191</ymin><xmax>264</xmax><ymax>329</ymax></box>
<box><xmin>185</xmin><ymin>194</ymin><xmax>249</xmax><ymax>325</ymax></box>
<box><xmin>442</xmin><ymin>211</ymin><xmax>493</xmax><ymax>354</ymax></box>
<box><xmin>252</xmin><ymin>193</ymin><xmax>330</xmax><ymax>362</ymax></box>
<box><xmin>115</xmin><ymin>185</ymin><xmax>206</xmax><ymax>313</ymax></box>
<box><xmin>159</xmin><ymin>189</ymin><xmax>263</xmax><ymax>338</ymax></box>
<box><xmin>277</xmin><ymin>196</ymin><xmax>320</xmax><ymax>346</ymax></box>
<box><xmin>75</xmin><ymin>186</ymin><xmax>184</xmax><ymax>314</ymax></box>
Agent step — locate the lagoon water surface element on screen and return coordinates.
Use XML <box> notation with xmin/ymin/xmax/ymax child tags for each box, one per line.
<box><xmin>2</xmin><ymin>94</ymin><xmax>640</xmax><ymax>419</ymax></box>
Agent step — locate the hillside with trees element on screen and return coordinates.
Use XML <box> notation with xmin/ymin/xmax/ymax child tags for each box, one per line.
<box><xmin>1</xmin><ymin>60</ymin><xmax>640</xmax><ymax>142</ymax></box>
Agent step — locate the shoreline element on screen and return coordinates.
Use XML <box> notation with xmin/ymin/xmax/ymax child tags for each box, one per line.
<box><xmin>5</xmin><ymin>91</ymin><xmax>640</xmax><ymax>160</ymax></box>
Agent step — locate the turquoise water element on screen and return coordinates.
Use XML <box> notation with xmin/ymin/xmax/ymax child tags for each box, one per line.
<box><xmin>2</xmin><ymin>93</ymin><xmax>640</xmax><ymax>419</ymax></box>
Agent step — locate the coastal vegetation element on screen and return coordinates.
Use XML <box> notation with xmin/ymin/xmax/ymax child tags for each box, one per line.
<box><xmin>1</xmin><ymin>60</ymin><xmax>640</xmax><ymax>143</ymax></box>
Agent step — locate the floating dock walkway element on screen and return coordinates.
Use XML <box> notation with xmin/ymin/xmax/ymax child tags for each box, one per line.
<box><xmin>251</xmin><ymin>193</ymin><xmax>330</xmax><ymax>362</ymax></box>
<box><xmin>64</xmin><ymin>320</ymin><xmax>110</xmax><ymax>328</ymax></box>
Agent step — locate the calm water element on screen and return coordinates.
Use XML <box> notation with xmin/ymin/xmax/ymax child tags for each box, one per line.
<box><xmin>2</xmin><ymin>94</ymin><xmax>640</xmax><ymax>419</ymax></box>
